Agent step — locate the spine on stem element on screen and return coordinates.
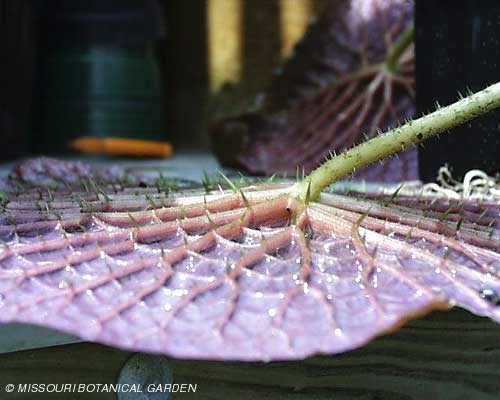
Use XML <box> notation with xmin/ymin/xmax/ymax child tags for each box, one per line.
<box><xmin>292</xmin><ymin>81</ymin><xmax>500</xmax><ymax>201</ymax></box>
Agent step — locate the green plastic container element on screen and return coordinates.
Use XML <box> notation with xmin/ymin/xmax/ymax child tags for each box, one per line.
<box><xmin>38</xmin><ymin>45</ymin><xmax>164</xmax><ymax>153</ymax></box>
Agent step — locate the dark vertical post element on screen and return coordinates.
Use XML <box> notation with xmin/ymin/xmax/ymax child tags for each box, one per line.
<box><xmin>242</xmin><ymin>0</ymin><xmax>281</xmax><ymax>94</ymax></box>
<box><xmin>161</xmin><ymin>0</ymin><xmax>208</xmax><ymax>149</ymax></box>
<box><xmin>0</xmin><ymin>0</ymin><xmax>35</xmax><ymax>160</ymax></box>
<box><xmin>416</xmin><ymin>0</ymin><xmax>500</xmax><ymax>181</ymax></box>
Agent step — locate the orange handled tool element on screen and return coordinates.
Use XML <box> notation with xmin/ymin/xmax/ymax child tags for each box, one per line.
<box><xmin>70</xmin><ymin>137</ymin><xmax>173</xmax><ymax>158</ymax></box>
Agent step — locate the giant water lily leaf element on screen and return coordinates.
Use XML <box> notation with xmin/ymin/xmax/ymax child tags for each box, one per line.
<box><xmin>0</xmin><ymin>158</ymin><xmax>498</xmax><ymax>361</ymax></box>
<box><xmin>212</xmin><ymin>0</ymin><xmax>417</xmax><ymax>181</ymax></box>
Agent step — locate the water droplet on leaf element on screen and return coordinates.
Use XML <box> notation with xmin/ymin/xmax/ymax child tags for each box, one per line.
<box><xmin>479</xmin><ymin>288</ymin><xmax>500</xmax><ymax>306</ymax></box>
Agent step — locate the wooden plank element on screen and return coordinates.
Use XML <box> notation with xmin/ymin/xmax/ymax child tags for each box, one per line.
<box><xmin>0</xmin><ymin>309</ymin><xmax>499</xmax><ymax>399</ymax></box>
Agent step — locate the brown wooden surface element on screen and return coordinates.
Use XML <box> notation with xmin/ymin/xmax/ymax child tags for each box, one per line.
<box><xmin>0</xmin><ymin>308</ymin><xmax>499</xmax><ymax>399</ymax></box>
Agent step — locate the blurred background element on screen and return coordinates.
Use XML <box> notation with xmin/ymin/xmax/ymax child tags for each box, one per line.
<box><xmin>1</xmin><ymin>0</ymin><xmax>499</xmax><ymax>181</ymax></box>
<box><xmin>1</xmin><ymin>0</ymin><xmax>328</xmax><ymax>154</ymax></box>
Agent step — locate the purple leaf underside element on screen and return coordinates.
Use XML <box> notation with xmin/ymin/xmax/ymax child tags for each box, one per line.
<box><xmin>0</xmin><ymin>159</ymin><xmax>498</xmax><ymax>361</ymax></box>
<box><xmin>212</xmin><ymin>0</ymin><xmax>417</xmax><ymax>182</ymax></box>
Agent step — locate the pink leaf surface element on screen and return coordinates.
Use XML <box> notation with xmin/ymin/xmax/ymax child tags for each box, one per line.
<box><xmin>0</xmin><ymin>159</ymin><xmax>498</xmax><ymax>361</ymax></box>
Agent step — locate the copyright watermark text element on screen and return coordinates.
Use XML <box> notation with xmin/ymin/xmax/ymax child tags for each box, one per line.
<box><xmin>4</xmin><ymin>383</ymin><xmax>197</xmax><ymax>394</ymax></box>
